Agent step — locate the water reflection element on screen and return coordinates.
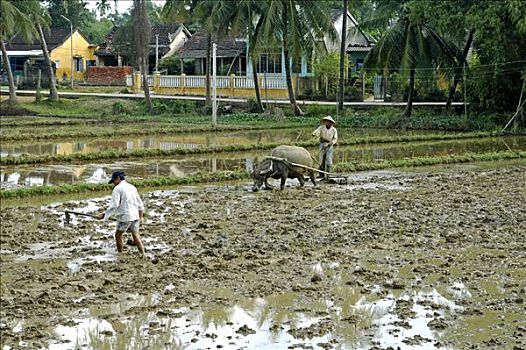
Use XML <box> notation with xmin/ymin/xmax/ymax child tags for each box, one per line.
<box><xmin>2</xmin><ymin>137</ymin><xmax>524</xmax><ymax>190</ymax></box>
<box><xmin>0</xmin><ymin>127</ymin><xmax>441</xmax><ymax>157</ymax></box>
<box><xmin>47</xmin><ymin>284</ymin><xmax>462</xmax><ymax>350</ymax></box>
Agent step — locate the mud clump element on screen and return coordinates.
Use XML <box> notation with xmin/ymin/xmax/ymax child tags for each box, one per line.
<box><xmin>236</xmin><ymin>324</ymin><xmax>256</xmax><ymax>336</ymax></box>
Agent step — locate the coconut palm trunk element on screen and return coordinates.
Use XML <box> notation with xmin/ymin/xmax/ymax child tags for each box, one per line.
<box><xmin>250</xmin><ymin>58</ymin><xmax>264</xmax><ymax>112</ymax></box>
<box><xmin>37</xmin><ymin>23</ymin><xmax>58</xmax><ymax>101</ymax></box>
<box><xmin>445</xmin><ymin>28</ymin><xmax>475</xmax><ymax>111</ymax></box>
<box><xmin>402</xmin><ymin>67</ymin><xmax>415</xmax><ymax>128</ymax></box>
<box><xmin>1</xmin><ymin>40</ymin><xmax>18</xmax><ymax>105</ymax></box>
<box><xmin>283</xmin><ymin>43</ymin><xmax>303</xmax><ymax>116</ymax></box>
<box><xmin>140</xmin><ymin>57</ymin><xmax>153</xmax><ymax>113</ymax></box>
<box><xmin>338</xmin><ymin>0</ymin><xmax>348</xmax><ymax>114</ymax></box>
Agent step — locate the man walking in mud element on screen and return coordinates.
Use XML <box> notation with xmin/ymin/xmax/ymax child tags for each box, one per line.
<box><xmin>312</xmin><ymin>116</ymin><xmax>338</xmax><ymax>177</ymax></box>
<box><xmin>98</xmin><ymin>171</ymin><xmax>145</xmax><ymax>255</ymax></box>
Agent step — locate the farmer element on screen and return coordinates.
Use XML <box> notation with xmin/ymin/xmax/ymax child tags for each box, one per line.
<box><xmin>312</xmin><ymin>116</ymin><xmax>338</xmax><ymax>177</ymax></box>
<box><xmin>98</xmin><ymin>171</ymin><xmax>145</xmax><ymax>255</ymax></box>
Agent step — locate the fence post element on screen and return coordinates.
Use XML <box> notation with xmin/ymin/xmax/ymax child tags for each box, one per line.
<box><xmin>133</xmin><ymin>71</ymin><xmax>142</xmax><ymax>93</ymax></box>
<box><xmin>153</xmin><ymin>72</ymin><xmax>161</xmax><ymax>94</ymax></box>
<box><xmin>181</xmin><ymin>73</ymin><xmax>186</xmax><ymax>95</ymax></box>
<box><xmin>230</xmin><ymin>74</ymin><xmax>235</xmax><ymax>97</ymax></box>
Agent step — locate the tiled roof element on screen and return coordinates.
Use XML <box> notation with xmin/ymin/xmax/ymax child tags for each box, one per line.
<box><xmin>178</xmin><ymin>32</ymin><xmax>246</xmax><ymax>59</ymax></box>
<box><xmin>6</xmin><ymin>27</ymin><xmax>80</xmax><ymax>51</ymax></box>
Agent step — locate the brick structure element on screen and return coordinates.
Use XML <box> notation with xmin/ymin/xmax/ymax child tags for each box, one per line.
<box><xmin>86</xmin><ymin>66</ymin><xmax>132</xmax><ymax>85</ymax></box>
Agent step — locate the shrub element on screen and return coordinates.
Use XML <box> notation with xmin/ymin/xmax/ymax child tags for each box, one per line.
<box><xmin>246</xmin><ymin>97</ymin><xmax>262</xmax><ymax>113</ymax></box>
<box><xmin>112</xmin><ymin>102</ymin><xmax>127</xmax><ymax>115</ymax></box>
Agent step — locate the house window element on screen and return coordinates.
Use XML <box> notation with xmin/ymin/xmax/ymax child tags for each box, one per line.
<box><xmin>256</xmin><ymin>53</ymin><xmax>282</xmax><ymax>74</ymax></box>
<box><xmin>54</xmin><ymin>60</ymin><xmax>61</xmax><ymax>68</ymax></box>
<box><xmin>74</xmin><ymin>58</ymin><xmax>83</xmax><ymax>72</ymax></box>
<box><xmin>292</xmin><ymin>57</ymin><xmax>302</xmax><ymax>74</ymax></box>
<box><xmin>86</xmin><ymin>60</ymin><xmax>96</xmax><ymax>67</ymax></box>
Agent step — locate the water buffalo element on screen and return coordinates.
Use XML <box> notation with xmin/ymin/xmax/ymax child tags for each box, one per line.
<box><xmin>252</xmin><ymin>145</ymin><xmax>317</xmax><ymax>191</ymax></box>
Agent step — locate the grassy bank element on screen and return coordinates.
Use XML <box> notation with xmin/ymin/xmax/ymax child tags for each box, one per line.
<box><xmin>3</xmin><ymin>97</ymin><xmax>522</xmax><ymax>132</ymax></box>
<box><xmin>2</xmin><ymin>150</ymin><xmax>523</xmax><ymax>199</ymax></box>
<box><xmin>0</xmin><ymin>132</ymin><xmax>500</xmax><ymax>166</ymax></box>
<box><xmin>0</xmin><ymin>122</ymin><xmax>308</xmax><ymax>142</ymax></box>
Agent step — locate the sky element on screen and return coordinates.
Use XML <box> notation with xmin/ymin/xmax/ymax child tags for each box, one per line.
<box><xmin>85</xmin><ymin>0</ymin><xmax>166</xmax><ymax>16</ymax></box>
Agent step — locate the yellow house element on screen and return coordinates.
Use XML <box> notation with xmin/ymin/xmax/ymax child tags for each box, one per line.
<box><xmin>50</xmin><ymin>29</ymin><xmax>97</xmax><ymax>81</ymax></box>
<box><xmin>5</xmin><ymin>27</ymin><xmax>97</xmax><ymax>81</ymax></box>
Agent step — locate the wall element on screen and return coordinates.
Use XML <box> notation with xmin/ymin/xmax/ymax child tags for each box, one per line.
<box><xmin>86</xmin><ymin>66</ymin><xmax>133</xmax><ymax>85</ymax></box>
<box><xmin>50</xmin><ymin>31</ymin><xmax>97</xmax><ymax>81</ymax></box>
<box><xmin>162</xmin><ymin>29</ymin><xmax>191</xmax><ymax>59</ymax></box>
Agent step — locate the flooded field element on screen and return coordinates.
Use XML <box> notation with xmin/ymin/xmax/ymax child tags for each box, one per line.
<box><xmin>0</xmin><ymin>127</ymin><xmax>447</xmax><ymax>157</ymax></box>
<box><xmin>1</xmin><ymin>136</ymin><xmax>525</xmax><ymax>189</ymax></box>
<box><xmin>1</xmin><ymin>164</ymin><xmax>525</xmax><ymax>349</ymax></box>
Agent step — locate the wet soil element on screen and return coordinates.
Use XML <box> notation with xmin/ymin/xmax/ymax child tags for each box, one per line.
<box><xmin>1</xmin><ymin>165</ymin><xmax>525</xmax><ymax>349</ymax></box>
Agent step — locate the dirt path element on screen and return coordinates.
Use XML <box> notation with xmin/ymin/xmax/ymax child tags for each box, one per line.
<box><xmin>1</xmin><ymin>165</ymin><xmax>525</xmax><ymax>349</ymax></box>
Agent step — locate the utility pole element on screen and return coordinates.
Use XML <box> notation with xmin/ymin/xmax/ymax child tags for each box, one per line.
<box><xmin>60</xmin><ymin>15</ymin><xmax>74</xmax><ymax>89</ymax></box>
<box><xmin>212</xmin><ymin>43</ymin><xmax>217</xmax><ymax>126</ymax></box>
<box><xmin>155</xmin><ymin>34</ymin><xmax>159</xmax><ymax>72</ymax></box>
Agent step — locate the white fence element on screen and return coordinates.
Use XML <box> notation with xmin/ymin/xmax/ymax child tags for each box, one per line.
<box><xmin>126</xmin><ymin>74</ymin><xmax>288</xmax><ymax>90</ymax></box>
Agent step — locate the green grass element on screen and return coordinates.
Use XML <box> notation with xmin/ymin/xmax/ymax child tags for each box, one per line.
<box><xmin>0</xmin><ymin>122</ymin><xmax>308</xmax><ymax>142</ymax></box>
<box><xmin>0</xmin><ymin>131</ymin><xmax>501</xmax><ymax>166</ymax></box>
<box><xmin>1</xmin><ymin>150</ymin><xmax>523</xmax><ymax>199</ymax></box>
<box><xmin>7</xmin><ymin>97</ymin><xmax>523</xmax><ymax>132</ymax></box>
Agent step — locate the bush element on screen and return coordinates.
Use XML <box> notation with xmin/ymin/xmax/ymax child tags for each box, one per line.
<box><xmin>148</xmin><ymin>100</ymin><xmax>198</xmax><ymax>115</ymax></box>
<box><xmin>112</xmin><ymin>102</ymin><xmax>127</xmax><ymax>115</ymax></box>
<box><xmin>246</xmin><ymin>97</ymin><xmax>262</xmax><ymax>113</ymax></box>
<box><xmin>303</xmin><ymin>103</ymin><xmax>337</xmax><ymax>118</ymax></box>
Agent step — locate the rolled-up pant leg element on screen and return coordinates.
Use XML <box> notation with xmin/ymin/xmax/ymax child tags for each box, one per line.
<box><xmin>319</xmin><ymin>144</ymin><xmax>327</xmax><ymax>172</ymax></box>
<box><xmin>325</xmin><ymin>145</ymin><xmax>334</xmax><ymax>171</ymax></box>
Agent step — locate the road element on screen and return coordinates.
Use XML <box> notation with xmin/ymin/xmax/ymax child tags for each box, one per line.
<box><xmin>0</xmin><ymin>88</ymin><xmax>466</xmax><ymax>107</ymax></box>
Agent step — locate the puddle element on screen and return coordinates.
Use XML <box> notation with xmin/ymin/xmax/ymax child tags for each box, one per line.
<box><xmin>2</xmin><ymin>194</ymin><xmax>183</xmax><ymax>273</ymax></box>
<box><xmin>2</xmin><ymin>136</ymin><xmax>525</xmax><ymax>190</ymax></box>
<box><xmin>40</xmin><ymin>284</ymin><xmax>466</xmax><ymax>350</ymax></box>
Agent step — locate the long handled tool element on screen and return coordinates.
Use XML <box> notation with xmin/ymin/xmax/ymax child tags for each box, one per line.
<box><xmin>64</xmin><ymin>210</ymin><xmax>115</xmax><ymax>224</ymax></box>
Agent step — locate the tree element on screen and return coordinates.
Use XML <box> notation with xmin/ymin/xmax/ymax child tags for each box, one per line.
<box><xmin>0</xmin><ymin>0</ymin><xmax>35</xmax><ymax>105</ymax></box>
<box><xmin>365</xmin><ymin>2</ymin><xmax>455</xmax><ymax>126</ymax></box>
<box><xmin>202</xmin><ymin>0</ymin><xmax>266</xmax><ymax>113</ymax></box>
<box><xmin>313</xmin><ymin>53</ymin><xmax>340</xmax><ymax>98</ymax></box>
<box><xmin>132</xmin><ymin>0</ymin><xmax>153</xmax><ymax>113</ymax></box>
<box><xmin>258</xmin><ymin>0</ymin><xmax>337</xmax><ymax>115</ymax></box>
<box><xmin>338</xmin><ymin>0</ymin><xmax>348</xmax><ymax>114</ymax></box>
<box><xmin>162</xmin><ymin>0</ymin><xmax>213</xmax><ymax>109</ymax></box>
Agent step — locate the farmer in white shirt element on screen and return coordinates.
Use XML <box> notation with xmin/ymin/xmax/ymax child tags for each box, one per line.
<box><xmin>312</xmin><ymin>116</ymin><xmax>338</xmax><ymax>177</ymax></box>
<box><xmin>98</xmin><ymin>171</ymin><xmax>145</xmax><ymax>255</ymax></box>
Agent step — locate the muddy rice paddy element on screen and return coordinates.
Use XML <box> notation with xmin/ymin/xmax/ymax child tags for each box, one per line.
<box><xmin>1</xmin><ymin>163</ymin><xmax>525</xmax><ymax>349</ymax></box>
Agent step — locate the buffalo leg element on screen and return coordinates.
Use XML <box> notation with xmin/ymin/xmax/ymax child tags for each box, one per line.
<box><xmin>309</xmin><ymin>171</ymin><xmax>317</xmax><ymax>186</ymax></box>
<box><xmin>298</xmin><ymin>174</ymin><xmax>305</xmax><ymax>187</ymax></box>
<box><xmin>280</xmin><ymin>176</ymin><xmax>287</xmax><ymax>190</ymax></box>
<box><xmin>280</xmin><ymin>169</ymin><xmax>288</xmax><ymax>190</ymax></box>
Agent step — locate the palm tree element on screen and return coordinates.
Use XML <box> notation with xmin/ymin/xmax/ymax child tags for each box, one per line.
<box><xmin>204</xmin><ymin>0</ymin><xmax>265</xmax><ymax>112</ymax></box>
<box><xmin>132</xmin><ymin>0</ymin><xmax>153</xmax><ymax>113</ymax></box>
<box><xmin>338</xmin><ymin>0</ymin><xmax>349</xmax><ymax>114</ymax></box>
<box><xmin>365</xmin><ymin>2</ymin><xmax>455</xmax><ymax>127</ymax></box>
<box><xmin>0</xmin><ymin>0</ymin><xmax>45</xmax><ymax>105</ymax></box>
<box><xmin>162</xmin><ymin>0</ymin><xmax>213</xmax><ymax>108</ymax></box>
<box><xmin>258</xmin><ymin>0</ymin><xmax>337</xmax><ymax>116</ymax></box>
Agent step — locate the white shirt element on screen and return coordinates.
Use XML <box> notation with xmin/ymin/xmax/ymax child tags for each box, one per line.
<box><xmin>312</xmin><ymin>125</ymin><xmax>338</xmax><ymax>145</ymax></box>
<box><xmin>104</xmin><ymin>180</ymin><xmax>144</xmax><ymax>222</ymax></box>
